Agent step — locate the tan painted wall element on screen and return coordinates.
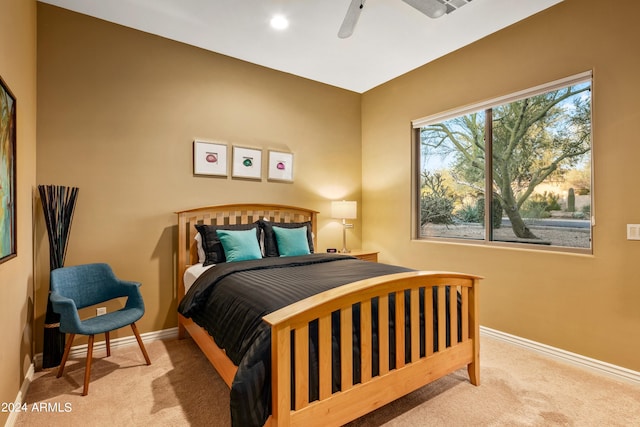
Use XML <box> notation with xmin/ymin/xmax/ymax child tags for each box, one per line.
<box><xmin>35</xmin><ymin>4</ymin><xmax>362</xmax><ymax>353</ymax></box>
<box><xmin>362</xmin><ymin>0</ymin><xmax>640</xmax><ymax>371</ymax></box>
<box><xmin>29</xmin><ymin>0</ymin><xmax>640</xmax><ymax>389</ymax></box>
<box><xmin>0</xmin><ymin>0</ymin><xmax>36</xmax><ymax>423</ymax></box>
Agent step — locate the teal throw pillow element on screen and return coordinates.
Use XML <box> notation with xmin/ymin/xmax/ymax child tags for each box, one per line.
<box><xmin>273</xmin><ymin>225</ymin><xmax>311</xmax><ymax>257</ymax></box>
<box><xmin>215</xmin><ymin>228</ymin><xmax>262</xmax><ymax>262</ymax></box>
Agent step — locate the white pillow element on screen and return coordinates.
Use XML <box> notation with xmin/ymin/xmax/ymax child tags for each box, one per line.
<box><xmin>183</xmin><ymin>263</ymin><xmax>214</xmax><ymax>292</ymax></box>
<box><xmin>195</xmin><ymin>233</ymin><xmax>206</xmax><ymax>263</ymax></box>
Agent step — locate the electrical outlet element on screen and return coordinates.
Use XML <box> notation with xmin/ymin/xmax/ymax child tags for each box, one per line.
<box><xmin>627</xmin><ymin>224</ymin><xmax>640</xmax><ymax>240</ymax></box>
<box><xmin>96</xmin><ymin>307</ymin><xmax>107</xmax><ymax>316</ymax></box>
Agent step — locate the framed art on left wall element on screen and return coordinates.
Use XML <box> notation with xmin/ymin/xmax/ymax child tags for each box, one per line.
<box><xmin>193</xmin><ymin>140</ymin><xmax>228</xmax><ymax>177</ymax></box>
<box><xmin>0</xmin><ymin>75</ymin><xmax>17</xmax><ymax>264</ymax></box>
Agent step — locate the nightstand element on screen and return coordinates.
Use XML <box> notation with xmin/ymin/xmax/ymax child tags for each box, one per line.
<box><xmin>344</xmin><ymin>249</ymin><xmax>378</xmax><ymax>262</ymax></box>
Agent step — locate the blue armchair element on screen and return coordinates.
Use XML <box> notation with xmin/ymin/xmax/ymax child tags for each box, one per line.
<box><xmin>50</xmin><ymin>263</ymin><xmax>151</xmax><ymax>395</ymax></box>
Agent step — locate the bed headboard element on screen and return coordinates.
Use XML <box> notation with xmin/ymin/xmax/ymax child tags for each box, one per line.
<box><xmin>176</xmin><ymin>204</ymin><xmax>318</xmax><ymax>298</ymax></box>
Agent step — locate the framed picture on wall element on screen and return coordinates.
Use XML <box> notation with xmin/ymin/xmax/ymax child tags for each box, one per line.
<box><xmin>0</xmin><ymin>75</ymin><xmax>17</xmax><ymax>264</ymax></box>
<box><xmin>232</xmin><ymin>146</ymin><xmax>262</xmax><ymax>180</ymax></box>
<box><xmin>268</xmin><ymin>150</ymin><xmax>294</xmax><ymax>182</ymax></box>
<box><xmin>193</xmin><ymin>140</ymin><xmax>228</xmax><ymax>177</ymax></box>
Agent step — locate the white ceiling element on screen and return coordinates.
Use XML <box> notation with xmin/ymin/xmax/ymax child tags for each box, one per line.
<box><xmin>37</xmin><ymin>0</ymin><xmax>563</xmax><ymax>93</ymax></box>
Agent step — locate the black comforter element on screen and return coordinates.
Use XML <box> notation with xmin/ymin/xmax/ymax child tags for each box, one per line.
<box><xmin>178</xmin><ymin>254</ymin><xmax>453</xmax><ymax>426</ymax></box>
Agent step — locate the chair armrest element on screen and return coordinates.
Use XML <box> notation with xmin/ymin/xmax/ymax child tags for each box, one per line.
<box><xmin>50</xmin><ymin>291</ymin><xmax>83</xmax><ymax>333</ymax></box>
<box><xmin>119</xmin><ymin>280</ymin><xmax>141</xmax><ymax>288</ymax></box>
<box><xmin>118</xmin><ymin>280</ymin><xmax>145</xmax><ymax>312</ymax></box>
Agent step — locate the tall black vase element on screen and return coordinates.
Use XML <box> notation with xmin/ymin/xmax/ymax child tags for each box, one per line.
<box><xmin>42</xmin><ymin>298</ymin><xmax>66</xmax><ymax>368</ymax></box>
<box><xmin>38</xmin><ymin>185</ymin><xmax>79</xmax><ymax>369</ymax></box>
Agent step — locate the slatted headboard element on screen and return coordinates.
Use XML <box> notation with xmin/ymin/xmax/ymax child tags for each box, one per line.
<box><xmin>176</xmin><ymin>204</ymin><xmax>318</xmax><ymax>299</ymax></box>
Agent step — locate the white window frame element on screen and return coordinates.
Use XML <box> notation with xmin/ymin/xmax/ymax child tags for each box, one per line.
<box><xmin>411</xmin><ymin>71</ymin><xmax>594</xmax><ymax>253</ymax></box>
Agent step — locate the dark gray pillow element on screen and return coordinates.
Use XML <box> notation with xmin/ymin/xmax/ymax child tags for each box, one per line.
<box><xmin>259</xmin><ymin>220</ymin><xmax>314</xmax><ymax>257</ymax></box>
<box><xmin>195</xmin><ymin>222</ymin><xmax>260</xmax><ymax>266</ymax></box>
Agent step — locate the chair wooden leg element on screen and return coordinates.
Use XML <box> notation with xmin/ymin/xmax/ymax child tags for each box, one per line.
<box><xmin>82</xmin><ymin>335</ymin><xmax>95</xmax><ymax>396</ymax></box>
<box><xmin>105</xmin><ymin>331</ymin><xmax>111</xmax><ymax>357</ymax></box>
<box><xmin>131</xmin><ymin>322</ymin><xmax>151</xmax><ymax>365</ymax></box>
<box><xmin>57</xmin><ymin>333</ymin><xmax>75</xmax><ymax>378</ymax></box>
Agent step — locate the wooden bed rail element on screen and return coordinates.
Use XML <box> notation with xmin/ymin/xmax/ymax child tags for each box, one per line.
<box><xmin>262</xmin><ymin>271</ymin><xmax>481</xmax><ymax>427</ymax></box>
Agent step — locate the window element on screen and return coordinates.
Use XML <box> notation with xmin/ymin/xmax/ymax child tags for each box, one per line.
<box><xmin>414</xmin><ymin>72</ymin><xmax>592</xmax><ymax>252</ymax></box>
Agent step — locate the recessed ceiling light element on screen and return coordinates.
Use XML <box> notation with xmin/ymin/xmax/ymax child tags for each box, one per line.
<box><xmin>270</xmin><ymin>14</ymin><xmax>289</xmax><ymax>30</ymax></box>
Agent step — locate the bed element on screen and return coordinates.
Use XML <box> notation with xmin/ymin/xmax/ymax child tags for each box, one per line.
<box><xmin>176</xmin><ymin>203</ymin><xmax>481</xmax><ymax>426</ymax></box>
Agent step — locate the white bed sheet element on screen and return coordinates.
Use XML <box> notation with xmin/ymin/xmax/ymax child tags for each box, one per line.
<box><xmin>183</xmin><ymin>263</ymin><xmax>215</xmax><ymax>292</ymax></box>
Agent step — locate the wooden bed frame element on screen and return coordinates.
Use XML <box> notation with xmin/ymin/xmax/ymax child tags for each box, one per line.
<box><xmin>177</xmin><ymin>203</ymin><xmax>481</xmax><ymax>426</ymax></box>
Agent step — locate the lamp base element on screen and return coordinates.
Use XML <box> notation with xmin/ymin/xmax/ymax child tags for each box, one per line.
<box><xmin>341</xmin><ymin>220</ymin><xmax>353</xmax><ymax>254</ymax></box>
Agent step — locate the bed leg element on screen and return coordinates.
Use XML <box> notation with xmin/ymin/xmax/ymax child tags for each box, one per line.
<box><xmin>468</xmin><ymin>360</ymin><xmax>480</xmax><ymax>386</ymax></box>
<box><xmin>178</xmin><ymin>321</ymin><xmax>186</xmax><ymax>340</ymax></box>
<box><xmin>468</xmin><ymin>277</ymin><xmax>480</xmax><ymax>386</ymax></box>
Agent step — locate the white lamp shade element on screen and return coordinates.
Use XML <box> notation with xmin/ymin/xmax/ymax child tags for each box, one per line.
<box><xmin>331</xmin><ymin>200</ymin><xmax>357</xmax><ymax>219</ymax></box>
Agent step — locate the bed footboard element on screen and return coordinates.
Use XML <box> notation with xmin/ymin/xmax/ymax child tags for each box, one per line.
<box><xmin>262</xmin><ymin>271</ymin><xmax>481</xmax><ymax>427</ymax></box>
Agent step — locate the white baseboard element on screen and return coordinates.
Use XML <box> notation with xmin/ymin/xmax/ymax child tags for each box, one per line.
<box><xmin>32</xmin><ymin>327</ymin><xmax>179</xmax><ymax>369</ymax></box>
<box><xmin>4</xmin><ymin>363</ymin><xmax>35</xmax><ymax>427</ymax></box>
<box><xmin>480</xmin><ymin>326</ymin><xmax>640</xmax><ymax>385</ymax></box>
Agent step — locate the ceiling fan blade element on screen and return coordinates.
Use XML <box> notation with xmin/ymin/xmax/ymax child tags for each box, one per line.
<box><xmin>338</xmin><ymin>0</ymin><xmax>365</xmax><ymax>39</ymax></box>
<box><xmin>401</xmin><ymin>0</ymin><xmax>447</xmax><ymax>19</ymax></box>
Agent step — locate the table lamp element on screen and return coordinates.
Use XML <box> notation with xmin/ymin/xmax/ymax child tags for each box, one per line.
<box><xmin>331</xmin><ymin>200</ymin><xmax>357</xmax><ymax>253</ymax></box>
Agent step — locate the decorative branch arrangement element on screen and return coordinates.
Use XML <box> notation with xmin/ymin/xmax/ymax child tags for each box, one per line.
<box><xmin>38</xmin><ymin>185</ymin><xmax>79</xmax><ymax>368</ymax></box>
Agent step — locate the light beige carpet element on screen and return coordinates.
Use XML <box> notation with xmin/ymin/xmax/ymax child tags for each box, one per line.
<box><xmin>15</xmin><ymin>336</ymin><xmax>640</xmax><ymax>426</ymax></box>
